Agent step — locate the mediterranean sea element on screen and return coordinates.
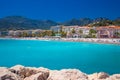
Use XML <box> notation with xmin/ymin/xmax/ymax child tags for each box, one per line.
<box><xmin>0</xmin><ymin>39</ymin><xmax>120</xmax><ymax>74</ymax></box>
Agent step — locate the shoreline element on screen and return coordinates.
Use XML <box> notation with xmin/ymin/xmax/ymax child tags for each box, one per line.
<box><xmin>0</xmin><ymin>65</ymin><xmax>120</xmax><ymax>80</ymax></box>
<box><xmin>0</xmin><ymin>37</ymin><xmax>120</xmax><ymax>45</ymax></box>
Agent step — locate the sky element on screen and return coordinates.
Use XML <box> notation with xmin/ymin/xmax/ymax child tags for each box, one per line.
<box><xmin>0</xmin><ymin>0</ymin><xmax>120</xmax><ymax>21</ymax></box>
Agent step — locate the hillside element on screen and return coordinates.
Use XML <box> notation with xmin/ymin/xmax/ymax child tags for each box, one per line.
<box><xmin>0</xmin><ymin>16</ymin><xmax>58</xmax><ymax>31</ymax></box>
<box><xmin>0</xmin><ymin>16</ymin><xmax>120</xmax><ymax>31</ymax></box>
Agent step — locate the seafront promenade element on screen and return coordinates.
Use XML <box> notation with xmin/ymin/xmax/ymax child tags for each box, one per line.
<box><xmin>0</xmin><ymin>37</ymin><xmax>120</xmax><ymax>44</ymax></box>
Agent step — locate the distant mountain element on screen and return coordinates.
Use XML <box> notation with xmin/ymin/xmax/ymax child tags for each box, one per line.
<box><xmin>63</xmin><ymin>18</ymin><xmax>93</xmax><ymax>26</ymax></box>
<box><xmin>89</xmin><ymin>17</ymin><xmax>113</xmax><ymax>26</ymax></box>
<box><xmin>0</xmin><ymin>16</ymin><xmax>120</xmax><ymax>31</ymax></box>
<box><xmin>63</xmin><ymin>17</ymin><xmax>120</xmax><ymax>27</ymax></box>
<box><xmin>113</xmin><ymin>17</ymin><xmax>120</xmax><ymax>26</ymax></box>
<box><xmin>0</xmin><ymin>16</ymin><xmax>58</xmax><ymax>31</ymax></box>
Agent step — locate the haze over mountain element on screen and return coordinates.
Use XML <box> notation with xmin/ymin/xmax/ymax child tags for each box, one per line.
<box><xmin>0</xmin><ymin>16</ymin><xmax>58</xmax><ymax>31</ymax></box>
<box><xmin>0</xmin><ymin>16</ymin><xmax>120</xmax><ymax>31</ymax></box>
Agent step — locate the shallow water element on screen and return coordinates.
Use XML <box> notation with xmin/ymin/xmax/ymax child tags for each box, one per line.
<box><xmin>0</xmin><ymin>39</ymin><xmax>120</xmax><ymax>74</ymax></box>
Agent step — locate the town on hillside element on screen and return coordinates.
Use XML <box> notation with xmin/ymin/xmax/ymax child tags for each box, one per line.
<box><xmin>0</xmin><ymin>25</ymin><xmax>120</xmax><ymax>38</ymax></box>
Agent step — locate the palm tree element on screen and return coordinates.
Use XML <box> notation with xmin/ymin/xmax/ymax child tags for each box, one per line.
<box><xmin>89</xmin><ymin>29</ymin><xmax>97</xmax><ymax>38</ymax></box>
<box><xmin>114</xmin><ymin>32</ymin><xmax>120</xmax><ymax>38</ymax></box>
<box><xmin>79</xmin><ymin>30</ymin><xmax>83</xmax><ymax>38</ymax></box>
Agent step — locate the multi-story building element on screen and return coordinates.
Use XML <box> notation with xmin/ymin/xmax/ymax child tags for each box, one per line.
<box><xmin>51</xmin><ymin>25</ymin><xmax>120</xmax><ymax>38</ymax></box>
<box><xmin>0</xmin><ymin>31</ymin><xmax>9</xmax><ymax>36</ymax></box>
<box><xmin>61</xmin><ymin>26</ymin><xmax>91</xmax><ymax>38</ymax></box>
<box><xmin>96</xmin><ymin>26</ymin><xmax>120</xmax><ymax>38</ymax></box>
<box><xmin>1</xmin><ymin>26</ymin><xmax>120</xmax><ymax>38</ymax></box>
<box><xmin>51</xmin><ymin>25</ymin><xmax>62</xmax><ymax>32</ymax></box>
<box><xmin>8</xmin><ymin>29</ymin><xmax>43</xmax><ymax>37</ymax></box>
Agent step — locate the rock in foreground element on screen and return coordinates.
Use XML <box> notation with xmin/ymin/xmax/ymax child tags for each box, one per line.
<box><xmin>47</xmin><ymin>69</ymin><xmax>88</xmax><ymax>80</ymax></box>
<box><xmin>0</xmin><ymin>65</ymin><xmax>119</xmax><ymax>80</ymax></box>
<box><xmin>0</xmin><ymin>67</ymin><xmax>22</xmax><ymax>80</ymax></box>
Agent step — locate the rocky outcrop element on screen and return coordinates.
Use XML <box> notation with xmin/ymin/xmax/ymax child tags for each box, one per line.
<box><xmin>24</xmin><ymin>72</ymin><xmax>48</xmax><ymax>80</ymax></box>
<box><xmin>47</xmin><ymin>69</ymin><xmax>88</xmax><ymax>80</ymax></box>
<box><xmin>0</xmin><ymin>67</ymin><xmax>22</xmax><ymax>80</ymax></box>
<box><xmin>108</xmin><ymin>74</ymin><xmax>120</xmax><ymax>80</ymax></box>
<box><xmin>88</xmin><ymin>72</ymin><xmax>109</xmax><ymax>80</ymax></box>
<box><xmin>0</xmin><ymin>65</ymin><xmax>120</xmax><ymax>80</ymax></box>
<box><xmin>9</xmin><ymin>65</ymin><xmax>49</xmax><ymax>79</ymax></box>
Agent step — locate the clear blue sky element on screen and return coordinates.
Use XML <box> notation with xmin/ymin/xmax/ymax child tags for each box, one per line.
<box><xmin>0</xmin><ymin>0</ymin><xmax>120</xmax><ymax>21</ymax></box>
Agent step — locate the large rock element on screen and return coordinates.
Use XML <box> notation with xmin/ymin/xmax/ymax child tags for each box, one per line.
<box><xmin>108</xmin><ymin>74</ymin><xmax>120</xmax><ymax>80</ymax></box>
<box><xmin>88</xmin><ymin>73</ymin><xmax>98</xmax><ymax>80</ymax></box>
<box><xmin>98</xmin><ymin>72</ymin><xmax>109</xmax><ymax>79</ymax></box>
<box><xmin>24</xmin><ymin>72</ymin><xmax>49</xmax><ymax>80</ymax></box>
<box><xmin>10</xmin><ymin>65</ymin><xmax>49</xmax><ymax>79</ymax></box>
<box><xmin>88</xmin><ymin>72</ymin><xmax>109</xmax><ymax>80</ymax></box>
<box><xmin>10</xmin><ymin>65</ymin><xmax>25</xmax><ymax>75</ymax></box>
<box><xmin>1</xmin><ymin>65</ymin><xmax>120</xmax><ymax>80</ymax></box>
<box><xmin>0</xmin><ymin>67</ymin><xmax>22</xmax><ymax>80</ymax></box>
<box><xmin>47</xmin><ymin>69</ymin><xmax>88</xmax><ymax>80</ymax></box>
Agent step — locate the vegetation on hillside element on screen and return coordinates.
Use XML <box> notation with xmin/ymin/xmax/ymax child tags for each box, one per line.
<box><xmin>0</xmin><ymin>16</ymin><xmax>120</xmax><ymax>31</ymax></box>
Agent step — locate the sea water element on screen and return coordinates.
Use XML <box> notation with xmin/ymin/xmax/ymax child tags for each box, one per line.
<box><xmin>0</xmin><ymin>39</ymin><xmax>120</xmax><ymax>74</ymax></box>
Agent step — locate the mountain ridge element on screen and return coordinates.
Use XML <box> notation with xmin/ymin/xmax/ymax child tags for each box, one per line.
<box><xmin>0</xmin><ymin>16</ymin><xmax>120</xmax><ymax>31</ymax></box>
<box><xmin>0</xmin><ymin>16</ymin><xmax>58</xmax><ymax>31</ymax></box>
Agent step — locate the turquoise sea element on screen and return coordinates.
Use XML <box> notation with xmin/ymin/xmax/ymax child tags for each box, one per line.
<box><xmin>0</xmin><ymin>39</ymin><xmax>120</xmax><ymax>74</ymax></box>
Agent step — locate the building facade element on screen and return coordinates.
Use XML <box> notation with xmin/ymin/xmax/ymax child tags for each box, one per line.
<box><xmin>51</xmin><ymin>25</ymin><xmax>120</xmax><ymax>38</ymax></box>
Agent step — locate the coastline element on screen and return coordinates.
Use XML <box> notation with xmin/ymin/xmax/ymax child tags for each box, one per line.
<box><xmin>0</xmin><ymin>37</ymin><xmax>120</xmax><ymax>45</ymax></box>
<box><xmin>0</xmin><ymin>65</ymin><xmax>120</xmax><ymax>80</ymax></box>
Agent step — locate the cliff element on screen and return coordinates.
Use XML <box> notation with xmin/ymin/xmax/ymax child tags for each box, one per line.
<box><xmin>0</xmin><ymin>65</ymin><xmax>120</xmax><ymax>80</ymax></box>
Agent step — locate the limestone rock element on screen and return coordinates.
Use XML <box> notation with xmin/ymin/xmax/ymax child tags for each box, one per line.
<box><xmin>88</xmin><ymin>72</ymin><xmax>109</xmax><ymax>80</ymax></box>
<box><xmin>47</xmin><ymin>69</ymin><xmax>88</xmax><ymax>80</ymax></box>
<box><xmin>24</xmin><ymin>72</ymin><xmax>49</xmax><ymax>80</ymax></box>
<box><xmin>0</xmin><ymin>67</ymin><xmax>22</xmax><ymax>80</ymax></box>
<box><xmin>98</xmin><ymin>72</ymin><xmax>109</xmax><ymax>79</ymax></box>
<box><xmin>88</xmin><ymin>73</ymin><xmax>98</xmax><ymax>80</ymax></box>
<box><xmin>0</xmin><ymin>65</ymin><xmax>120</xmax><ymax>80</ymax></box>
<box><xmin>10</xmin><ymin>65</ymin><xmax>49</xmax><ymax>79</ymax></box>
<box><xmin>108</xmin><ymin>74</ymin><xmax>120</xmax><ymax>80</ymax></box>
<box><xmin>10</xmin><ymin>65</ymin><xmax>25</xmax><ymax>71</ymax></box>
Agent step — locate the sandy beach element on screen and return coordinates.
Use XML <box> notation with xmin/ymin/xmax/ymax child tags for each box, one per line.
<box><xmin>0</xmin><ymin>37</ymin><xmax>120</xmax><ymax>45</ymax></box>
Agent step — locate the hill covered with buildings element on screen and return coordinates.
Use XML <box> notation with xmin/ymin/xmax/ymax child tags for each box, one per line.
<box><xmin>0</xmin><ymin>16</ymin><xmax>120</xmax><ymax>38</ymax></box>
